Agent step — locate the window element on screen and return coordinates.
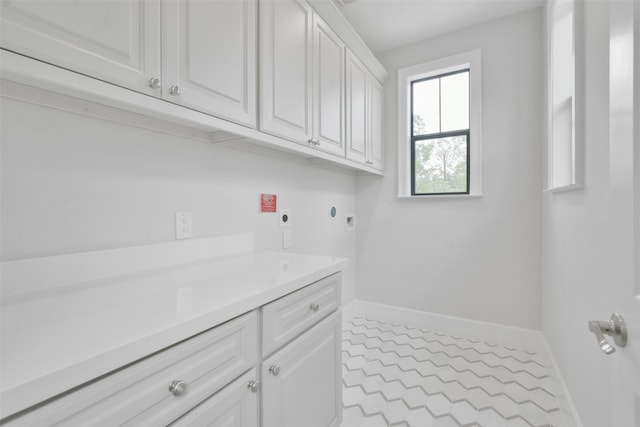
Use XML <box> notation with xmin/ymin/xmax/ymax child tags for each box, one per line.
<box><xmin>411</xmin><ymin>69</ymin><xmax>470</xmax><ymax>195</ymax></box>
<box><xmin>546</xmin><ymin>0</ymin><xmax>582</xmax><ymax>191</ymax></box>
<box><xmin>397</xmin><ymin>50</ymin><xmax>482</xmax><ymax>197</ymax></box>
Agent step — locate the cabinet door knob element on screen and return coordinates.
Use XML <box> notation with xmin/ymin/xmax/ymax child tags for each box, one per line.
<box><xmin>148</xmin><ymin>76</ymin><xmax>161</xmax><ymax>89</ymax></box>
<box><xmin>269</xmin><ymin>364</ymin><xmax>281</xmax><ymax>376</ymax></box>
<box><xmin>168</xmin><ymin>380</ymin><xmax>187</xmax><ymax>396</ymax></box>
<box><xmin>309</xmin><ymin>303</ymin><xmax>320</xmax><ymax>312</ymax></box>
<box><xmin>247</xmin><ymin>380</ymin><xmax>260</xmax><ymax>393</ymax></box>
<box><xmin>169</xmin><ymin>85</ymin><xmax>181</xmax><ymax>96</ymax></box>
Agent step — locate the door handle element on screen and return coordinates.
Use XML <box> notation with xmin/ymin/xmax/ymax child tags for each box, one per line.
<box><xmin>588</xmin><ymin>313</ymin><xmax>627</xmax><ymax>354</ymax></box>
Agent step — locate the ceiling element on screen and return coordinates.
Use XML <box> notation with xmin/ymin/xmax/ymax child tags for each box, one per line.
<box><xmin>334</xmin><ymin>0</ymin><xmax>545</xmax><ymax>54</ymax></box>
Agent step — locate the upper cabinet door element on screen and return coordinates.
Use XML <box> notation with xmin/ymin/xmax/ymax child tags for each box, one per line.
<box><xmin>368</xmin><ymin>76</ymin><xmax>384</xmax><ymax>170</ymax></box>
<box><xmin>0</xmin><ymin>0</ymin><xmax>161</xmax><ymax>97</ymax></box>
<box><xmin>259</xmin><ymin>0</ymin><xmax>313</xmax><ymax>144</ymax></box>
<box><xmin>162</xmin><ymin>0</ymin><xmax>257</xmax><ymax>128</ymax></box>
<box><xmin>345</xmin><ymin>51</ymin><xmax>368</xmax><ymax>164</ymax></box>
<box><xmin>312</xmin><ymin>15</ymin><xmax>345</xmax><ymax>156</ymax></box>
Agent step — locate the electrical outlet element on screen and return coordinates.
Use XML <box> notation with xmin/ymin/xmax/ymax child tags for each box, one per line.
<box><xmin>175</xmin><ymin>212</ymin><xmax>192</xmax><ymax>239</ymax></box>
<box><xmin>283</xmin><ymin>229</ymin><xmax>292</xmax><ymax>249</ymax></box>
<box><xmin>279</xmin><ymin>209</ymin><xmax>291</xmax><ymax>227</ymax></box>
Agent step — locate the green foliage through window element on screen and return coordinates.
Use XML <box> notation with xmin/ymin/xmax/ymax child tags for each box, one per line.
<box><xmin>414</xmin><ymin>134</ymin><xmax>468</xmax><ymax>194</ymax></box>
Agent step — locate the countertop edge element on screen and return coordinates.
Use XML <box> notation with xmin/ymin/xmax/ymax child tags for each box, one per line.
<box><xmin>0</xmin><ymin>256</ymin><xmax>347</xmax><ymax>419</ymax></box>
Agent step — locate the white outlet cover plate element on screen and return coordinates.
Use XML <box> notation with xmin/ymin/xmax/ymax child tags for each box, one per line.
<box><xmin>282</xmin><ymin>229</ymin><xmax>292</xmax><ymax>249</ymax></box>
<box><xmin>279</xmin><ymin>209</ymin><xmax>291</xmax><ymax>227</ymax></box>
<box><xmin>176</xmin><ymin>212</ymin><xmax>193</xmax><ymax>239</ymax></box>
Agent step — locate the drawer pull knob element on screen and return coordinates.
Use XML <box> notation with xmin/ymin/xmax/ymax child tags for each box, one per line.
<box><xmin>247</xmin><ymin>380</ymin><xmax>260</xmax><ymax>393</ymax></box>
<box><xmin>269</xmin><ymin>364</ymin><xmax>281</xmax><ymax>376</ymax></box>
<box><xmin>148</xmin><ymin>76</ymin><xmax>161</xmax><ymax>89</ymax></box>
<box><xmin>169</xmin><ymin>85</ymin><xmax>181</xmax><ymax>96</ymax></box>
<box><xmin>310</xmin><ymin>303</ymin><xmax>320</xmax><ymax>312</ymax></box>
<box><xmin>169</xmin><ymin>380</ymin><xmax>187</xmax><ymax>396</ymax></box>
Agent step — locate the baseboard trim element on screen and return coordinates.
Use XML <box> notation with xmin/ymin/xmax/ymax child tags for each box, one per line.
<box><xmin>342</xmin><ymin>299</ymin><xmax>546</xmax><ymax>353</ymax></box>
<box><xmin>541</xmin><ymin>338</ymin><xmax>585</xmax><ymax>427</ymax></box>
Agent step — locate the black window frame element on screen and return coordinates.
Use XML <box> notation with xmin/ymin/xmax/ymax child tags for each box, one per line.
<box><xmin>410</xmin><ymin>68</ymin><xmax>471</xmax><ymax>196</ymax></box>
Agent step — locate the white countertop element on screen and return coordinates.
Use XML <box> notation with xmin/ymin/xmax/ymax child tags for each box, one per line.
<box><xmin>0</xmin><ymin>250</ymin><xmax>347</xmax><ymax>418</ymax></box>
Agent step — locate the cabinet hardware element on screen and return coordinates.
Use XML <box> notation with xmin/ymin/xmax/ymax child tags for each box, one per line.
<box><xmin>169</xmin><ymin>85</ymin><xmax>181</xmax><ymax>96</ymax></box>
<box><xmin>148</xmin><ymin>76</ymin><xmax>161</xmax><ymax>89</ymax></box>
<box><xmin>309</xmin><ymin>303</ymin><xmax>320</xmax><ymax>312</ymax></box>
<box><xmin>168</xmin><ymin>380</ymin><xmax>187</xmax><ymax>396</ymax></box>
<box><xmin>247</xmin><ymin>380</ymin><xmax>260</xmax><ymax>393</ymax></box>
<box><xmin>269</xmin><ymin>365</ymin><xmax>281</xmax><ymax>376</ymax></box>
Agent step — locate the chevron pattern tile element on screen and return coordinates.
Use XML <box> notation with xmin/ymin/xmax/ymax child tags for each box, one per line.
<box><xmin>341</xmin><ymin>317</ymin><xmax>566</xmax><ymax>427</ymax></box>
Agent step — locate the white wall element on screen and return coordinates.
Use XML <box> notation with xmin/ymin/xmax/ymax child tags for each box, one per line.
<box><xmin>355</xmin><ymin>8</ymin><xmax>544</xmax><ymax>330</ymax></box>
<box><xmin>542</xmin><ymin>2</ymin><xmax>618</xmax><ymax>425</ymax></box>
<box><xmin>0</xmin><ymin>93</ymin><xmax>358</xmax><ymax>302</ymax></box>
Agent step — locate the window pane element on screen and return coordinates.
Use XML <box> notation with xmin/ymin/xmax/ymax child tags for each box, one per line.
<box><xmin>414</xmin><ymin>135</ymin><xmax>468</xmax><ymax>194</ymax></box>
<box><xmin>412</xmin><ymin>78</ymin><xmax>439</xmax><ymax>135</ymax></box>
<box><xmin>440</xmin><ymin>71</ymin><xmax>469</xmax><ymax>132</ymax></box>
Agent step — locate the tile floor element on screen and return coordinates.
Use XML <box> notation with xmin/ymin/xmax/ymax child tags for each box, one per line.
<box><xmin>341</xmin><ymin>317</ymin><xmax>566</xmax><ymax>427</ymax></box>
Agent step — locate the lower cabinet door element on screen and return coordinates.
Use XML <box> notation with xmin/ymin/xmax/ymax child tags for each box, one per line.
<box><xmin>170</xmin><ymin>369</ymin><xmax>259</xmax><ymax>427</ymax></box>
<box><xmin>262</xmin><ymin>311</ymin><xmax>342</xmax><ymax>427</ymax></box>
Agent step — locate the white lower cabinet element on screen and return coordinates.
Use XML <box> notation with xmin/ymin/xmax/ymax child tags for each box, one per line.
<box><xmin>2</xmin><ymin>311</ymin><xmax>258</xmax><ymax>426</ymax></box>
<box><xmin>170</xmin><ymin>369</ymin><xmax>259</xmax><ymax>427</ymax></box>
<box><xmin>2</xmin><ymin>274</ymin><xmax>342</xmax><ymax>427</ymax></box>
<box><xmin>261</xmin><ymin>311</ymin><xmax>342</xmax><ymax>427</ymax></box>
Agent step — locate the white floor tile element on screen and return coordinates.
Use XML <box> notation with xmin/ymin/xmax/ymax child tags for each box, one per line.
<box><xmin>342</xmin><ymin>317</ymin><xmax>565</xmax><ymax>427</ymax></box>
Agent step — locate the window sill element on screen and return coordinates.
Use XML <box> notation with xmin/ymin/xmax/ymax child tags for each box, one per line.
<box><xmin>397</xmin><ymin>194</ymin><xmax>483</xmax><ymax>200</ymax></box>
<box><xmin>543</xmin><ymin>183</ymin><xmax>583</xmax><ymax>193</ymax></box>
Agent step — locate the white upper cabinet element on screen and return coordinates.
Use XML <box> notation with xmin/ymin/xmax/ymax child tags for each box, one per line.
<box><xmin>162</xmin><ymin>0</ymin><xmax>257</xmax><ymax>127</ymax></box>
<box><xmin>0</xmin><ymin>0</ymin><xmax>385</xmax><ymax>172</ymax></box>
<box><xmin>259</xmin><ymin>0</ymin><xmax>313</xmax><ymax>144</ymax></box>
<box><xmin>260</xmin><ymin>0</ymin><xmax>346</xmax><ymax>156</ymax></box>
<box><xmin>0</xmin><ymin>0</ymin><xmax>161</xmax><ymax>97</ymax></box>
<box><xmin>312</xmin><ymin>14</ymin><xmax>346</xmax><ymax>156</ymax></box>
<box><xmin>346</xmin><ymin>51</ymin><xmax>368</xmax><ymax>164</ymax></box>
<box><xmin>368</xmin><ymin>76</ymin><xmax>384</xmax><ymax>170</ymax></box>
<box><xmin>346</xmin><ymin>51</ymin><xmax>384</xmax><ymax>170</ymax></box>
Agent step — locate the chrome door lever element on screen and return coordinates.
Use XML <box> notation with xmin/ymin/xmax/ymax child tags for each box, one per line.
<box><xmin>588</xmin><ymin>313</ymin><xmax>627</xmax><ymax>354</ymax></box>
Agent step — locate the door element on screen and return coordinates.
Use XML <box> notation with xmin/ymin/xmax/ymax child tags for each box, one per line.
<box><xmin>261</xmin><ymin>312</ymin><xmax>341</xmax><ymax>427</ymax></box>
<box><xmin>345</xmin><ymin>51</ymin><xmax>368</xmax><ymax>164</ymax></box>
<box><xmin>312</xmin><ymin>14</ymin><xmax>345</xmax><ymax>156</ymax></box>
<box><xmin>259</xmin><ymin>0</ymin><xmax>313</xmax><ymax>144</ymax></box>
<box><xmin>162</xmin><ymin>0</ymin><xmax>257</xmax><ymax>127</ymax></box>
<box><xmin>0</xmin><ymin>0</ymin><xmax>161</xmax><ymax>97</ymax></box>
<box><xmin>607</xmin><ymin>1</ymin><xmax>639</xmax><ymax>425</ymax></box>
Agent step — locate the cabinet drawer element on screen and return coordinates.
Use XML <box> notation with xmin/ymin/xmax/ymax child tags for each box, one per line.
<box><xmin>169</xmin><ymin>368</ymin><xmax>259</xmax><ymax>426</ymax></box>
<box><xmin>262</xmin><ymin>273</ymin><xmax>341</xmax><ymax>356</ymax></box>
<box><xmin>5</xmin><ymin>311</ymin><xmax>258</xmax><ymax>426</ymax></box>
